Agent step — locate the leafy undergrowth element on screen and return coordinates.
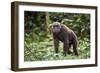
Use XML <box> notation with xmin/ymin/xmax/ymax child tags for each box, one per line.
<box><xmin>24</xmin><ymin>35</ymin><xmax>90</xmax><ymax>61</ymax></box>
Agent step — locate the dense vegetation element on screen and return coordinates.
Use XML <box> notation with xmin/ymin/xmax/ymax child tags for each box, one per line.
<box><xmin>24</xmin><ymin>11</ymin><xmax>90</xmax><ymax>61</ymax></box>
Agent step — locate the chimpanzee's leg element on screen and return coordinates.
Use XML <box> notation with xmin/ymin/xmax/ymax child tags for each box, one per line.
<box><xmin>54</xmin><ymin>38</ymin><xmax>59</xmax><ymax>53</ymax></box>
<box><xmin>63</xmin><ymin>40</ymin><xmax>69</xmax><ymax>56</ymax></box>
<box><xmin>73</xmin><ymin>39</ymin><xmax>78</xmax><ymax>56</ymax></box>
<box><xmin>68</xmin><ymin>44</ymin><xmax>72</xmax><ymax>54</ymax></box>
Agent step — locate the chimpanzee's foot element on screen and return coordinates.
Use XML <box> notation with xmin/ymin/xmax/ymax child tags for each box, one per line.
<box><xmin>68</xmin><ymin>51</ymin><xmax>72</xmax><ymax>54</ymax></box>
<box><xmin>63</xmin><ymin>52</ymin><xmax>67</xmax><ymax>56</ymax></box>
<box><xmin>75</xmin><ymin>53</ymin><xmax>78</xmax><ymax>56</ymax></box>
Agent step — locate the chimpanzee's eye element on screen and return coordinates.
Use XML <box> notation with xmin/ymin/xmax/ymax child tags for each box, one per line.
<box><xmin>53</xmin><ymin>25</ymin><xmax>58</xmax><ymax>27</ymax></box>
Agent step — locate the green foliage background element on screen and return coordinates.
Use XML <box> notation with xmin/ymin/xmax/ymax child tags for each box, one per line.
<box><xmin>24</xmin><ymin>11</ymin><xmax>90</xmax><ymax>61</ymax></box>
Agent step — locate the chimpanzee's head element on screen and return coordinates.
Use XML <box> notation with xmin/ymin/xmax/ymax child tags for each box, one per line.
<box><xmin>49</xmin><ymin>22</ymin><xmax>61</xmax><ymax>33</ymax></box>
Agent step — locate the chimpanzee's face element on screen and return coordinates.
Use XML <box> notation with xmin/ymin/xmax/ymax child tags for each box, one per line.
<box><xmin>51</xmin><ymin>22</ymin><xmax>61</xmax><ymax>33</ymax></box>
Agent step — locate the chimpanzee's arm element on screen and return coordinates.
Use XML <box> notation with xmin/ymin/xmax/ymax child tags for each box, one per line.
<box><xmin>63</xmin><ymin>38</ymin><xmax>69</xmax><ymax>56</ymax></box>
<box><xmin>53</xmin><ymin>35</ymin><xmax>59</xmax><ymax>53</ymax></box>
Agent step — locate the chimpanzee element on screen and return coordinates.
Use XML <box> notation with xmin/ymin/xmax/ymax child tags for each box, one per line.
<box><xmin>49</xmin><ymin>22</ymin><xmax>78</xmax><ymax>56</ymax></box>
